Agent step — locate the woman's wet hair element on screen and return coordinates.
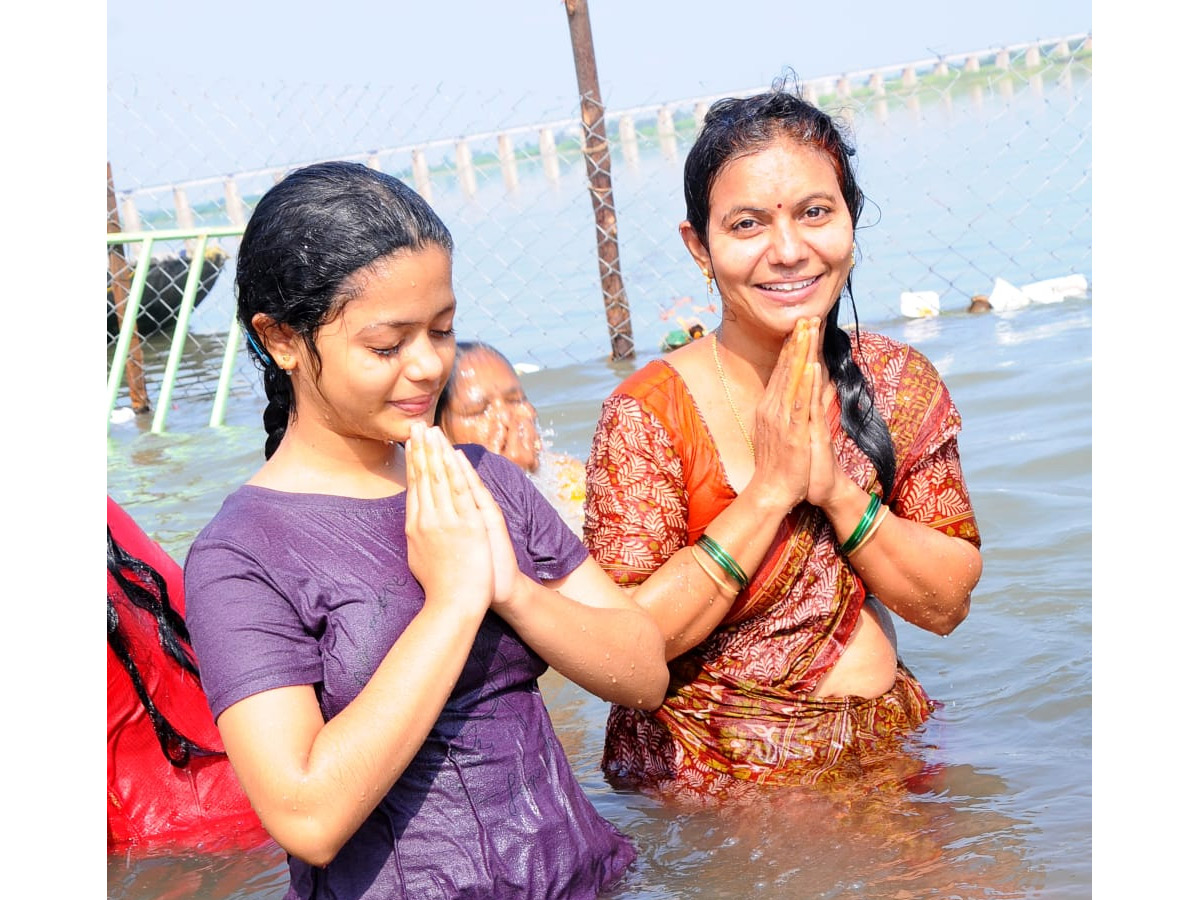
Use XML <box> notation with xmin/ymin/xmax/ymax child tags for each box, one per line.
<box><xmin>107</xmin><ymin>528</ymin><xmax>220</xmax><ymax>768</ymax></box>
<box><xmin>235</xmin><ymin>161</ymin><xmax>455</xmax><ymax>459</ymax></box>
<box><xmin>683</xmin><ymin>82</ymin><xmax>896</xmax><ymax>498</ymax></box>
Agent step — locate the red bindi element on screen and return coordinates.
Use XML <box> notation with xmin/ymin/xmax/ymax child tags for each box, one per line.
<box><xmin>777</xmin><ymin>203</ymin><xmax>782</xmax><ymax>208</ymax></box>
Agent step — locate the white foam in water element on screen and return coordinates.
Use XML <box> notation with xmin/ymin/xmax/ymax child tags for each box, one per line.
<box><xmin>900</xmin><ymin>290</ymin><xmax>941</xmax><ymax>318</ymax></box>
<box><xmin>1021</xmin><ymin>273</ymin><xmax>1089</xmax><ymax>304</ymax></box>
<box><xmin>987</xmin><ymin>277</ymin><xmax>1033</xmax><ymax>312</ymax></box>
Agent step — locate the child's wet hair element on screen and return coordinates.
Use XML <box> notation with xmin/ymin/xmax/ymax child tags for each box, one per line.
<box><xmin>234</xmin><ymin>161</ymin><xmax>454</xmax><ymax>458</ymax></box>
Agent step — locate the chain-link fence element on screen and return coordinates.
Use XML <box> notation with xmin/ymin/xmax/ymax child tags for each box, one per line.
<box><xmin>107</xmin><ymin>34</ymin><xmax>1091</xmax><ymax>429</ymax></box>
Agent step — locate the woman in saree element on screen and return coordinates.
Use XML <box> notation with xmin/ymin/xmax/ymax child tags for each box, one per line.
<box><xmin>583</xmin><ymin>85</ymin><xmax>983</xmax><ymax>800</ymax></box>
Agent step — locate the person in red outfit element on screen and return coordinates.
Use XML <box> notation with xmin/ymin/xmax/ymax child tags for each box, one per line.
<box><xmin>107</xmin><ymin>496</ymin><xmax>272</xmax><ymax>854</ymax></box>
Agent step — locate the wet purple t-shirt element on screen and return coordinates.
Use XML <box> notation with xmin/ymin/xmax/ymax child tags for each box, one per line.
<box><xmin>184</xmin><ymin>446</ymin><xmax>635</xmax><ymax>899</ymax></box>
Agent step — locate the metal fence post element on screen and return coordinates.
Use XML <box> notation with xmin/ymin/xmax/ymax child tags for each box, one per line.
<box><xmin>108</xmin><ymin>162</ymin><xmax>149</xmax><ymax>414</ymax></box>
<box><xmin>151</xmin><ymin>235</ymin><xmax>210</xmax><ymax>434</ymax></box>
<box><xmin>106</xmin><ymin>236</ymin><xmax>155</xmax><ymax>430</ymax></box>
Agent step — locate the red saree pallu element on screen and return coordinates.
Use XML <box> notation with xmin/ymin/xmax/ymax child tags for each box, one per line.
<box><xmin>584</xmin><ymin>332</ymin><xmax>980</xmax><ymax>798</ymax></box>
<box><xmin>108</xmin><ymin>496</ymin><xmax>270</xmax><ymax>854</ymax></box>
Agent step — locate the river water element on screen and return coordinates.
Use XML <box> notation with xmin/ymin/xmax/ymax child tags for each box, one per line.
<box><xmin>107</xmin><ymin>294</ymin><xmax>1091</xmax><ymax>898</ymax></box>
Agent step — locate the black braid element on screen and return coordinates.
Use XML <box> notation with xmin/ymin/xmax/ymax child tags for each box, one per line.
<box><xmin>824</xmin><ymin>300</ymin><xmax>897</xmax><ymax>500</ymax></box>
<box><xmin>108</xmin><ymin>527</ymin><xmax>195</xmax><ymax>673</ymax></box>
<box><xmin>107</xmin><ymin>527</ymin><xmax>222</xmax><ymax>768</ymax></box>
<box><xmin>261</xmin><ymin>365</ymin><xmax>294</xmax><ymax>460</ymax></box>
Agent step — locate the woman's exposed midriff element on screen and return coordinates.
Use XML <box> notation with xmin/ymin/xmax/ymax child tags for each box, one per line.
<box><xmin>811</xmin><ymin>595</ymin><xmax>899</xmax><ymax>699</ymax></box>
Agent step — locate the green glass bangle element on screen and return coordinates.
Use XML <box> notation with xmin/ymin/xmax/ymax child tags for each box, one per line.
<box><xmin>840</xmin><ymin>493</ymin><xmax>882</xmax><ymax>556</ymax></box>
<box><xmin>696</xmin><ymin>534</ymin><xmax>750</xmax><ymax>591</ymax></box>
<box><xmin>697</xmin><ymin>536</ymin><xmax>749</xmax><ymax>591</ymax></box>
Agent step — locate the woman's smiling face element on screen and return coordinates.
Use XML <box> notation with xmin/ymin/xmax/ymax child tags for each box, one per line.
<box><xmin>682</xmin><ymin>137</ymin><xmax>854</xmax><ymax>341</ymax></box>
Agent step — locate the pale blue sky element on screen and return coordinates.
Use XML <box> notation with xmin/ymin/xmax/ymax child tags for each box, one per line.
<box><xmin>108</xmin><ymin>0</ymin><xmax>1091</xmax><ymax>113</ymax></box>
<box><xmin>104</xmin><ymin>1</ymin><xmax>1093</xmax><ymax>188</ymax></box>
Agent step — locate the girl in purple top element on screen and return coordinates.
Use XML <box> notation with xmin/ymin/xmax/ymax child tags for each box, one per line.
<box><xmin>183</xmin><ymin>161</ymin><xmax>668</xmax><ymax>900</ymax></box>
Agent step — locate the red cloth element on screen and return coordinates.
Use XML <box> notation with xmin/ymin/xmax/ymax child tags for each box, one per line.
<box><xmin>107</xmin><ymin>496</ymin><xmax>271</xmax><ymax>855</ymax></box>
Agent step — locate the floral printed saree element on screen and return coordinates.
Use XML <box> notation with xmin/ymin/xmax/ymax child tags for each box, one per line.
<box><xmin>584</xmin><ymin>331</ymin><xmax>980</xmax><ymax>798</ymax></box>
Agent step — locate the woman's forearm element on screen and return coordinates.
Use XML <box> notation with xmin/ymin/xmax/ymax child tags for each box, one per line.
<box><xmin>624</xmin><ymin>480</ymin><xmax>793</xmax><ymax>659</ymax></box>
<box><xmin>822</xmin><ymin>484</ymin><xmax>981</xmax><ymax>635</ymax></box>
<box><xmin>848</xmin><ymin>517</ymin><xmax>980</xmax><ymax>634</ymax></box>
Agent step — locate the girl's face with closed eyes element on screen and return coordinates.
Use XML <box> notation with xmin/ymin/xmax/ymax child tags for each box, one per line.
<box><xmin>282</xmin><ymin>246</ymin><xmax>458</xmax><ymax>449</ymax></box>
<box><xmin>680</xmin><ymin>137</ymin><xmax>854</xmax><ymax>342</ymax></box>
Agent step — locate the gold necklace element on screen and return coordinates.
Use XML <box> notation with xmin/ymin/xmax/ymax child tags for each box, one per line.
<box><xmin>711</xmin><ymin>332</ymin><xmax>755</xmax><ymax>456</ymax></box>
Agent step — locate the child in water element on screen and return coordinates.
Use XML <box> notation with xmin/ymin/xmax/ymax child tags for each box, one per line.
<box><xmin>183</xmin><ymin>161</ymin><xmax>667</xmax><ymax>899</ymax></box>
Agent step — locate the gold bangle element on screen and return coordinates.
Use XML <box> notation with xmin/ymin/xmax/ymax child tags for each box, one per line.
<box><xmin>690</xmin><ymin>545</ymin><xmax>739</xmax><ymax>598</ymax></box>
<box><xmin>840</xmin><ymin>492</ymin><xmax>882</xmax><ymax>554</ymax></box>
<box><xmin>695</xmin><ymin>534</ymin><xmax>750</xmax><ymax>591</ymax></box>
<box><xmin>846</xmin><ymin>505</ymin><xmax>889</xmax><ymax>558</ymax></box>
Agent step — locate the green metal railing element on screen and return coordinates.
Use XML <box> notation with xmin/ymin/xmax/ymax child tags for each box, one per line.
<box><xmin>106</xmin><ymin>225</ymin><xmax>245</xmax><ymax>434</ymax></box>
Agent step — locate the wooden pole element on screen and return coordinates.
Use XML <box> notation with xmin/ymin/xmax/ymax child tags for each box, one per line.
<box><xmin>411</xmin><ymin>149</ymin><xmax>432</xmax><ymax>200</ymax></box>
<box><xmin>454</xmin><ymin>140</ymin><xmax>478</xmax><ymax>197</ymax></box>
<box><xmin>618</xmin><ymin>115</ymin><xmax>639</xmax><ymax>168</ymax></box>
<box><xmin>564</xmin><ymin>0</ymin><xmax>633</xmax><ymax>360</ymax></box>
<box><xmin>173</xmin><ymin>185</ymin><xmax>197</xmax><ymax>255</ymax></box>
<box><xmin>107</xmin><ymin>162</ymin><xmax>149</xmax><ymax>413</ymax></box>
<box><xmin>656</xmin><ymin>106</ymin><xmax>678</xmax><ymax>163</ymax></box>
<box><xmin>121</xmin><ymin>195</ymin><xmax>142</xmax><ymax>232</ymax></box>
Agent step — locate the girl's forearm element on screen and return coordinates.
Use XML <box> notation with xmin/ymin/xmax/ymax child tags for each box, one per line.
<box><xmin>218</xmin><ymin>596</ymin><xmax>486</xmax><ymax>865</ymax></box>
<box><xmin>494</xmin><ymin>574</ymin><xmax>669</xmax><ymax>709</ymax></box>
